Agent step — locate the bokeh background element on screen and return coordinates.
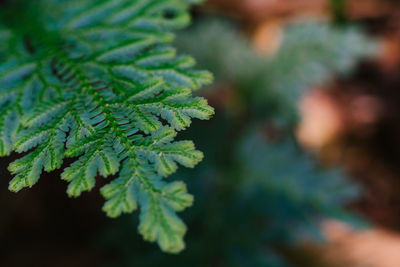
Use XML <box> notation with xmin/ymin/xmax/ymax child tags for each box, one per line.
<box><xmin>3</xmin><ymin>0</ymin><xmax>400</xmax><ymax>266</ymax></box>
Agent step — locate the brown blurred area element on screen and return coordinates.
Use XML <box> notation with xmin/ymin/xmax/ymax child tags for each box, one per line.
<box><xmin>205</xmin><ymin>0</ymin><xmax>400</xmax><ymax>266</ymax></box>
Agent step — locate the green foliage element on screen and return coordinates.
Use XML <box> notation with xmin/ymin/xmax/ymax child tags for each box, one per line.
<box><xmin>0</xmin><ymin>0</ymin><xmax>213</xmax><ymax>253</ymax></box>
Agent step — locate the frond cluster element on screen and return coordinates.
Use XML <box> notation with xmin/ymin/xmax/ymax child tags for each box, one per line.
<box><xmin>0</xmin><ymin>0</ymin><xmax>213</xmax><ymax>253</ymax></box>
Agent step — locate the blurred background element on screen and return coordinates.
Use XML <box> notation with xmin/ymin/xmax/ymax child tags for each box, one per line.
<box><xmin>3</xmin><ymin>0</ymin><xmax>400</xmax><ymax>266</ymax></box>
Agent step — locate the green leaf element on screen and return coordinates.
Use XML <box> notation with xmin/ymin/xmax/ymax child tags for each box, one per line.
<box><xmin>101</xmin><ymin>160</ymin><xmax>140</xmax><ymax>218</ymax></box>
<box><xmin>9</xmin><ymin>126</ymin><xmax>66</xmax><ymax>192</ymax></box>
<box><xmin>62</xmin><ymin>146</ymin><xmax>120</xmax><ymax>197</ymax></box>
<box><xmin>138</xmin><ymin>180</ymin><xmax>193</xmax><ymax>254</ymax></box>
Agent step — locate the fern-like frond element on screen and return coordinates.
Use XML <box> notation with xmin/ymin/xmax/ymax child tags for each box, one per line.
<box><xmin>0</xmin><ymin>0</ymin><xmax>213</xmax><ymax>253</ymax></box>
